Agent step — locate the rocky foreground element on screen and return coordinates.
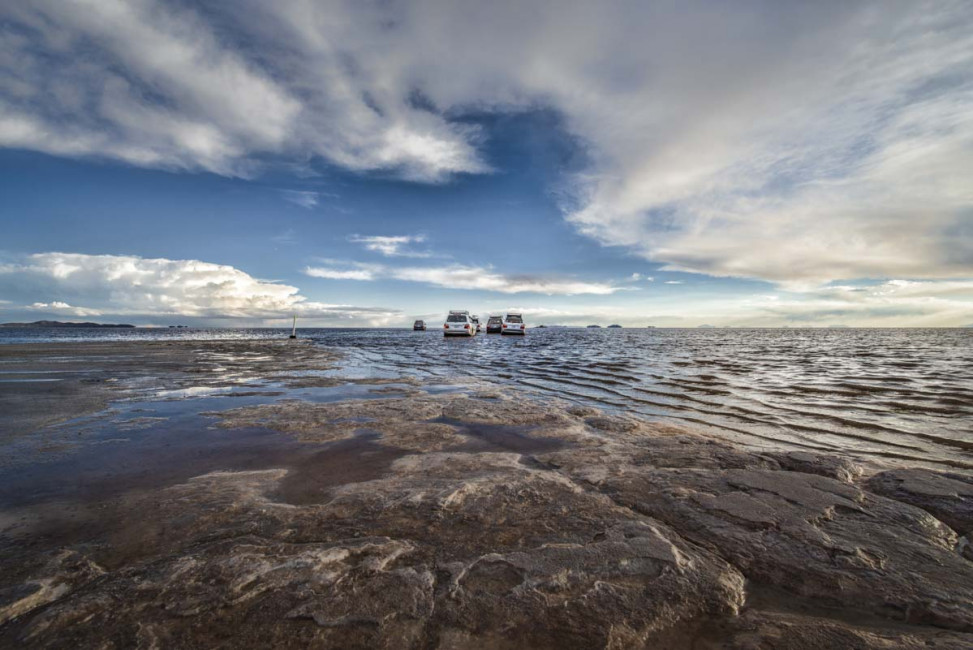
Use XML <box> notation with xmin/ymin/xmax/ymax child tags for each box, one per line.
<box><xmin>1</xmin><ymin>340</ymin><xmax>972</xmax><ymax>648</ymax></box>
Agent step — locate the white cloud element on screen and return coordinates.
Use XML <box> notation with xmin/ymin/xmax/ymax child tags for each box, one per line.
<box><xmin>281</xmin><ymin>191</ymin><xmax>319</xmax><ymax>209</ymax></box>
<box><xmin>28</xmin><ymin>301</ymin><xmax>102</xmax><ymax>317</ymax></box>
<box><xmin>304</xmin><ymin>262</ymin><xmax>620</xmax><ymax>295</ymax></box>
<box><xmin>544</xmin><ymin>3</ymin><xmax>973</xmax><ymax>286</ymax></box>
<box><xmin>304</xmin><ymin>265</ymin><xmax>378</xmax><ymax>281</ymax></box>
<box><xmin>348</xmin><ymin>234</ymin><xmax>431</xmax><ymax>258</ymax></box>
<box><xmin>664</xmin><ymin>281</ymin><xmax>683</xmax><ymax>285</ymax></box>
<box><xmin>2</xmin><ymin>1</ymin><xmax>971</xmax><ymax>285</ymax></box>
<box><xmin>0</xmin><ymin>0</ymin><xmax>487</xmax><ymax>181</ymax></box>
<box><xmin>0</xmin><ymin>252</ymin><xmax>400</xmax><ymax>324</ymax></box>
<box><xmin>740</xmin><ymin>279</ymin><xmax>973</xmax><ymax>327</ymax></box>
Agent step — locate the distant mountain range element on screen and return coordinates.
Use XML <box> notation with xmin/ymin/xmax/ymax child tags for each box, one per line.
<box><xmin>0</xmin><ymin>320</ymin><xmax>135</xmax><ymax>328</ymax></box>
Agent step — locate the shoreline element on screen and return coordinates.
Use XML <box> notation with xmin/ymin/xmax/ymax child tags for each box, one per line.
<box><xmin>1</xmin><ymin>340</ymin><xmax>972</xmax><ymax>647</ymax></box>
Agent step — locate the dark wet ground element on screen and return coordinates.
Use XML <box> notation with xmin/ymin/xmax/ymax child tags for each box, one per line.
<box><xmin>0</xmin><ymin>384</ymin><xmax>446</xmax><ymax>508</ymax></box>
<box><xmin>2</xmin><ymin>341</ymin><xmax>973</xmax><ymax>648</ymax></box>
<box><xmin>0</xmin><ymin>342</ymin><xmax>573</xmax><ymax>595</ymax></box>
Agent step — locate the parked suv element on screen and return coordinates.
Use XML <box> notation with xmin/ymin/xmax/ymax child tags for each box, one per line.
<box><xmin>486</xmin><ymin>315</ymin><xmax>503</xmax><ymax>334</ymax></box>
<box><xmin>502</xmin><ymin>313</ymin><xmax>526</xmax><ymax>335</ymax></box>
<box><xmin>443</xmin><ymin>311</ymin><xmax>476</xmax><ymax>337</ymax></box>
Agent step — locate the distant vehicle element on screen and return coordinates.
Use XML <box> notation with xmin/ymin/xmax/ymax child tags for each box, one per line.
<box><xmin>502</xmin><ymin>313</ymin><xmax>525</xmax><ymax>335</ymax></box>
<box><xmin>587</xmin><ymin>324</ymin><xmax>602</xmax><ymax>328</ymax></box>
<box><xmin>413</xmin><ymin>320</ymin><xmax>426</xmax><ymax>331</ymax></box>
<box><xmin>486</xmin><ymin>315</ymin><xmax>503</xmax><ymax>334</ymax></box>
<box><xmin>607</xmin><ymin>324</ymin><xmax>622</xmax><ymax>328</ymax></box>
<box><xmin>443</xmin><ymin>310</ymin><xmax>476</xmax><ymax>337</ymax></box>
<box><xmin>471</xmin><ymin>314</ymin><xmax>482</xmax><ymax>333</ymax></box>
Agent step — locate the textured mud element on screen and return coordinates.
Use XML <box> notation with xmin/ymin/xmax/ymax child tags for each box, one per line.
<box><xmin>1</xmin><ymin>341</ymin><xmax>972</xmax><ymax>648</ymax></box>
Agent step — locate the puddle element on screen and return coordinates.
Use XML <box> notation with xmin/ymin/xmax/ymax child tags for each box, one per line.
<box><xmin>0</xmin><ymin>415</ymin><xmax>306</xmax><ymax>510</ymax></box>
<box><xmin>154</xmin><ymin>386</ymin><xmax>235</xmax><ymax>398</ymax></box>
<box><xmin>0</xmin><ymin>379</ymin><xmax>469</xmax><ymax>510</ymax></box>
<box><xmin>272</xmin><ymin>431</ymin><xmax>409</xmax><ymax>506</ymax></box>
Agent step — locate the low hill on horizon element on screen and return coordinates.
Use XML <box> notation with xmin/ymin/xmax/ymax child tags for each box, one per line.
<box><xmin>0</xmin><ymin>320</ymin><xmax>136</xmax><ymax>328</ymax></box>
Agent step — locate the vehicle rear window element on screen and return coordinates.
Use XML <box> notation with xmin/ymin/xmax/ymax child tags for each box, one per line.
<box><xmin>506</xmin><ymin>315</ymin><xmax>523</xmax><ymax>323</ymax></box>
<box><xmin>488</xmin><ymin>317</ymin><xmax>502</xmax><ymax>324</ymax></box>
<box><xmin>447</xmin><ymin>314</ymin><xmax>467</xmax><ymax>322</ymax></box>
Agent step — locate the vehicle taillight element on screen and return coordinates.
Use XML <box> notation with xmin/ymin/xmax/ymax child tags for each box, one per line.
<box><xmin>444</xmin><ymin>324</ymin><xmax>448</xmax><ymax>329</ymax></box>
<box><xmin>502</xmin><ymin>324</ymin><xmax>507</xmax><ymax>328</ymax></box>
<box><xmin>464</xmin><ymin>324</ymin><xmax>470</xmax><ymax>329</ymax></box>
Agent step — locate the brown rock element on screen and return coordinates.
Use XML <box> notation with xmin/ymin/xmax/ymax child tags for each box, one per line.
<box><xmin>867</xmin><ymin>468</ymin><xmax>973</xmax><ymax>535</ymax></box>
<box><xmin>601</xmin><ymin>466</ymin><xmax>973</xmax><ymax>630</ymax></box>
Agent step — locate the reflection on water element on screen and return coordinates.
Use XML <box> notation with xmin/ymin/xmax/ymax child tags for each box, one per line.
<box><xmin>307</xmin><ymin>328</ymin><xmax>973</xmax><ymax>470</ymax></box>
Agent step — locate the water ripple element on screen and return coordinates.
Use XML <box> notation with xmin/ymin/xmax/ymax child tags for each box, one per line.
<box><xmin>308</xmin><ymin>327</ymin><xmax>973</xmax><ymax>471</ymax></box>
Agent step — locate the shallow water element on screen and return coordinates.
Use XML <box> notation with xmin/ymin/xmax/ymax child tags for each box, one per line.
<box><xmin>2</xmin><ymin>326</ymin><xmax>971</xmax><ymax>470</ymax></box>
<box><xmin>305</xmin><ymin>327</ymin><xmax>973</xmax><ymax>470</ymax></box>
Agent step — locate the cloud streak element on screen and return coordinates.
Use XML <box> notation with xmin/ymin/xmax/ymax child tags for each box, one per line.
<box><xmin>28</xmin><ymin>301</ymin><xmax>102</xmax><ymax>317</ymax></box>
<box><xmin>305</xmin><ymin>261</ymin><xmax>620</xmax><ymax>295</ymax></box>
<box><xmin>280</xmin><ymin>191</ymin><xmax>320</xmax><ymax>209</ymax></box>
<box><xmin>348</xmin><ymin>234</ymin><xmax>431</xmax><ymax>258</ymax></box>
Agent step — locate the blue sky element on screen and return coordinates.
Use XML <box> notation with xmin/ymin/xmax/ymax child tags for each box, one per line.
<box><xmin>1</xmin><ymin>1</ymin><xmax>971</xmax><ymax>327</ymax></box>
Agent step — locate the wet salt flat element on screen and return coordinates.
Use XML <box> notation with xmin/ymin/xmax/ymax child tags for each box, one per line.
<box><xmin>2</xmin><ymin>326</ymin><xmax>971</xmax><ymax>471</ymax></box>
<box><xmin>0</xmin><ymin>379</ymin><xmax>462</xmax><ymax>510</ymax></box>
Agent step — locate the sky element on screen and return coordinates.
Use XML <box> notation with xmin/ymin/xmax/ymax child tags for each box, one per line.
<box><xmin>1</xmin><ymin>0</ymin><xmax>971</xmax><ymax>328</ymax></box>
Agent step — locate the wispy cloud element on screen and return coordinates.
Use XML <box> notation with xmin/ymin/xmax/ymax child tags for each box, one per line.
<box><xmin>304</xmin><ymin>262</ymin><xmax>620</xmax><ymax>295</ymax></box>
<box><xmin>556</xmin><ymin>3</ymin><xmax>973</xmax><ymax>287</ymax></box>
<box><xmin>0</xmin><ymin>1</ymin><xmax>488</xmax><ymax>181</ymax></box>
<box><xmin>743</xmin><ymin>280</ymin><xmax>973</xmax><ymax>327</ymax></box>
<box><xmin>348</xmin><ymin>234</ymin><xmax>432</xmax><ymax>258</ymax></box>
<box><xmin>271</xmin><ymin>228</ymin><xmax>298</xmax><ymax>244</ymax></box>
<box><xmin>305</xmin><ymin>265</ymin><xmax>380</xmax><ymax>281</ymax></box>
<box><xmin>280</xmin><ymin>190</ymin><xmax>319</xmax><ymax>209</ymax></box>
